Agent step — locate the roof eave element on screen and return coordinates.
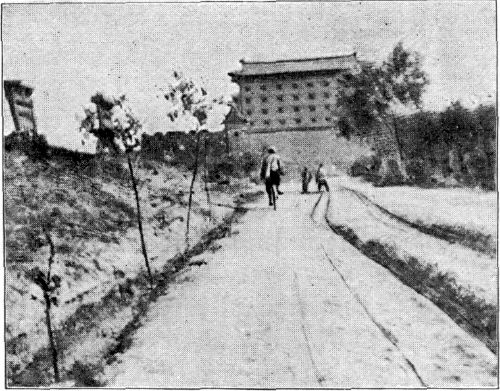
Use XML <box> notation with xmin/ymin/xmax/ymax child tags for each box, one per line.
<box><xmin>228</xmin><ymin>68</ymin><xmax>352</xmax><ymax>79</ymax></box>
<box><xmin>241</xmin><ymin>52</ymin><xmax>357</xmax><ymax>65</ymax></box>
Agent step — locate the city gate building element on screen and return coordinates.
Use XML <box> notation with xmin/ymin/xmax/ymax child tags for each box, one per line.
<box><xmin>226</xmin><ymin>53</ymin><xmax>359</xmax><ymax>133</ymax></box>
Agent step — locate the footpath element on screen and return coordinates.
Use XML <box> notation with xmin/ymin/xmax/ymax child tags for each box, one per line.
<box><xmin>104</xmin><ymin>184</ymin><xmax>497</xmax><ymax>388</ymax></box>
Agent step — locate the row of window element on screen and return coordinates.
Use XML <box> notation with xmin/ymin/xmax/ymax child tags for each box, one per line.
<box><xmin>248</xmin><ymin>116</ymin><xmax>333</xmax><ymax>126</ymax></box>
<box><xmin>244</xmin><ymin>92</ymin><xmax>331</xmax><ymax>104</ymax></box>
<box><xmin>246</xmin><ymin>104</ymin><xmax>332</xmax><ymax>116</ymax></box>
<box><xmin>244</xmin><ymin>80</ymin><xmax>331</xmax><ymax>92</ymax></box>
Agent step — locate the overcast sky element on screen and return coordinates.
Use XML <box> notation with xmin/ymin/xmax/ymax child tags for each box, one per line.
<box><xmin>2</xmin><ymin>1</ymin><xmax>496</xmax><ymax>151</ymax></box>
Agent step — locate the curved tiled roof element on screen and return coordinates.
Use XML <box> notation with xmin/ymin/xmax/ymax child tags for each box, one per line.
<box><xmin>229</xmin><ymin>53</ymin><xmax>358</xmax><ymax>77</ymax></box>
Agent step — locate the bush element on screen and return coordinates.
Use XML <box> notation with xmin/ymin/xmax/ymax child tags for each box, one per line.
<box><xmin>349</xmin><ymin>154</ymin><xmax>381</xmax><ymax>182</ymax></box>
<box><xmin>5</xmin><ymin>132</ymin><xmax>49</xmax><ymax>159</ymax></box>
<box><xmin>378</xmin><ymin>158</ymin><xmax>405</xmax><ymax>186</ymax></box>
<box><xmin>406</xmin><ymin>158</ymin><xmax>427</xmax><ymax>184</ymax></box>
<box><xmin>208</xmin><ymin>151</ymin><xmax>261</xmax><ymax>180</ymax></box>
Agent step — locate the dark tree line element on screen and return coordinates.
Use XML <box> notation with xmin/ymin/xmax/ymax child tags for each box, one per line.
<box><xmin>394</xmin><ymin>102</ymin><xmax>496</xmax><ymax>188</ymax></box>
<box><xmin>336</xmin><ymin>41</ymin><xmax>495</xmax><ymax>189</ymax></box>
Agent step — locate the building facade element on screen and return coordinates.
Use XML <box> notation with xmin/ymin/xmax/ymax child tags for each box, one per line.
<box><xmin>227</xmin><ymin>53</ymin><xmax>359</xmax><ymax>133</ymax></box>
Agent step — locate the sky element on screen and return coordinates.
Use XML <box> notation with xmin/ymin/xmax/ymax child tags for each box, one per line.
<box><xmin>2</xmin><ymin>1</ymin><xmax>496</xmax><ymax>151</ymax></box>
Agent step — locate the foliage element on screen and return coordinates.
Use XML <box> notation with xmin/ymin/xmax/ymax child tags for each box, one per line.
<box><xmin>79</xmin><ymin>93</ymin><xmax>141</xmax><ymax>154</ymax></box>
<box><xmin>163</xmin><ymin>72</ymin><xmax>214</xmax><ymax>132</ymax></box>
<box><xmin>337</xmin><ymin>42</ymin><xmax>429</xmax><ymax>139</ymax></box>
<box><xmin>439</xmin><ymin>101</ymin><xmax>480</xmax><ymax>148</ymax></box>
<box><xmin>392</xmin><ymin>102</ymin><xmax>496</xmax><ymax>188</ymax></box>
<box><xmin>349</xmin><ymin>154</ymin><xmax>381</xmax><ymax>181</ymax></box>
<box><xmin>5</xmin><ymin>132</ymin><xmax>49</xmax><ymax>159</ymax></box>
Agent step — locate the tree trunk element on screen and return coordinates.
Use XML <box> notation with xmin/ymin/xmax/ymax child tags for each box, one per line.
<box><xmin>186</xmin><ymin>132</ymin><xmax>202</xmax><ymax>244</ymax></box>
<box><xmin>377</xmin><ymin>118</ymin><xmax>407</xmax><ymax>185</ymax></box>
<box><xmin>127</xmin><ymin>154</ymin><xmax>153</xmax><ymax>286</ymax></box>
<box><xmin>225</xmin><ymin>128</ymin><xmax>230</xmax><ymax>156</ymax></box>
<box><xmin>448</xmin><ymin>144</ymin><xmax>462</xmax><ymax>181</ymax></box>
<box><xmin>203</xmin><ymin>137</ymin><xmax>213</xmax><ymax>222</ymax></box>
<box><xmin>41</xmin><ymin>230</ymin><xmax>59</xmax><ymax>383</ymax></box>
<box><xmin>225</xmin><ymin>129</ymin><xmax>231</xmax><ymax>185</ymax></box>
<box><xmin>390</xmin><ymin>114</ymin><xmax>408</xmax><ymax>176</ymax></box>
<box><xmin>43</xmin><ymin>291</ymin><xmax>60</xmax><ymax>383</ymax></box>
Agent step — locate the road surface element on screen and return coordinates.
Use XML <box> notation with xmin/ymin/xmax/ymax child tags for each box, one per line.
<box><xmin>104</xmin><ymin>183</ymin><xmax>497</xmax><ymax>388</ymax></box>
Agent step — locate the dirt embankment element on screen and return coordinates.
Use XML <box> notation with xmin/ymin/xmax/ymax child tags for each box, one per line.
<box><xmin>5</xmin><ymin>150</ymin><xmax>261</xmax><ymax>386</ymax></box>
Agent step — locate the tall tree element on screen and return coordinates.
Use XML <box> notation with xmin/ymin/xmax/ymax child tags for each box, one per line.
<box><xmin>337</xmin><ymin>42</ymin><xmax>429</xmax><ymax>184</ymax></box>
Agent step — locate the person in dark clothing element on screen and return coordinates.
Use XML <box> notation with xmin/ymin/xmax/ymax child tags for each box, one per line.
<box><xmin>301</xmin><ymin>167</ymin><xmax>313</xmax><ymax>194</ymax></box>
<box><xmin>260</xmin><ymin>146</ymin><xmax>284</xmax><ymax>206</ymax></box>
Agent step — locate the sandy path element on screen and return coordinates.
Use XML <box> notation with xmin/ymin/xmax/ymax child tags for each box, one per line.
<box><xmin>104</xmin><ymin>184</ymin><xmax>497</xmax><ymax>388</ymax></box>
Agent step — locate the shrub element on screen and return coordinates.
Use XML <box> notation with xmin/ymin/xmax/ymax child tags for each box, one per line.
<box><xmin>349</xmin><ymin>154</ymin><xmax>381</xmax><ymax>182</ymax></box>
<box><xmin>377</xmin><ymin>158</ymin><xmax>405</xmax><ymax>186</ymax></box>
<box><xmin>5</xmin><ymin>132</ymin><xmax>49</xmax><ymax>159</ymax></box>
<box><xmin>405</xmin><ymin>158</ymin><xmax>427</xmax><ymax>184</ymax></box>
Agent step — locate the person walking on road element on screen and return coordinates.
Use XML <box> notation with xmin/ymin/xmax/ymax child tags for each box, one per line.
<box><xmin>301</xmin><ymin>166</ymin><xmax>312</xmax><ymax>194</ymax></box>
<box><xmin>260</xmin><ymin>146</ymin><xmax>284</xmax><ymax>206</ymax></box>
<box><xmin>316</xmin><ymin>163</ymin><xmax>330</xmax><ymax>192</ymax></box>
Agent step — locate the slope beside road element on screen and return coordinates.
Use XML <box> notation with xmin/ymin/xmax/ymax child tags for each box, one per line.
<box><xmin>104</xmin><ymin>184</ymin><xmax>497</xmax><ymax>388</ymax></box>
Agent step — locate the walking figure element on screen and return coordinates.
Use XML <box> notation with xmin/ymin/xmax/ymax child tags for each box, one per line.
<box><xmin>260</xmin><ymin>146</ymin><xmax>284</xmax><ymax>206</ymax></box>
<box><xmin>301</xmin><ymin>166</ymin><xmax>312</xmax><ymax>194</ymax></box>
<box><xmin>316</xmin><ymin>163</ymin><xmax>330</xmax><ymax>192</ymax></box>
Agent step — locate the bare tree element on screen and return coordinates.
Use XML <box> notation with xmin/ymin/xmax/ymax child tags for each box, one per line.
<box><xmin>17</xmin><ymin>205</ymin><xmax>65</xmax><ymax>383</ymax></box>
<box><xmin>162</xmin><ymin>72</ymin><xmax>220</xmax><ymax>245</ymax></box>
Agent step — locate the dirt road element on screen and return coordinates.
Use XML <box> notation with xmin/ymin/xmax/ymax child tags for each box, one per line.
<box><xmin>104</xmin><ymin>183</ymin><xmax>497</xmax><ymax>388</ymax></box>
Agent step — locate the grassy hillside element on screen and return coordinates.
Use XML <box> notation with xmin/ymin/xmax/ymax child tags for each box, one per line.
<box><xmin>4</xmin><ymin>148</ymin><xmax>258</xmax><ymax>385</ymax></box>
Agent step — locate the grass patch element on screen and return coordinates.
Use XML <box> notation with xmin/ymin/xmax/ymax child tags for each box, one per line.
<box><xmin>326</xmin><ymin>222</ymin><xmax>497</xmax><ymax>354</ymax></box>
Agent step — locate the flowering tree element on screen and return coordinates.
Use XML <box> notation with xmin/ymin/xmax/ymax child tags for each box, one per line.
<box><xmin>79</xmin><ymin>93</ymin><xmax>152</xmax><ymax>285</ymax></box>
<box><xmin>163</xmin><ymin>72</ymin><xmax>220</xmax><ymax>243</ymax></box>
